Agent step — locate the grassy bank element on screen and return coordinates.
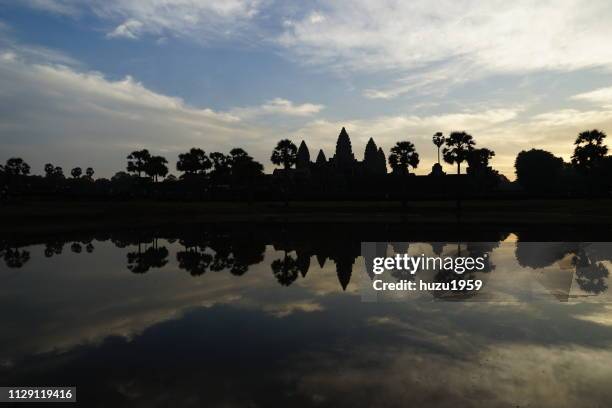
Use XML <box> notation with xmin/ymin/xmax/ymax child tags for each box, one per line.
<box><xmin>1</xmin><ymin>198</ymin><xmax>611</xmax><ymax>230</ymax></box>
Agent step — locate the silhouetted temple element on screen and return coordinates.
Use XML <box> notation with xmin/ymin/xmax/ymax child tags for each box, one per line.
<box><xmin>283</xmin><ymin>127</ymin><xmax>388</xmax><ymax>179</ymax></box>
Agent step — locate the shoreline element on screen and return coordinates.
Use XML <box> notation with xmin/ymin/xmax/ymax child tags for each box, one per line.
<box><xmin>1</xmin><ymin>198</ymin><xmax>612</xmax><ymax>231</ymax></box>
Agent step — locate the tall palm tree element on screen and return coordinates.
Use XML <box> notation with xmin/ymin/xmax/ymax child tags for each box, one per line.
<box><xmin>442</xmin><ymin>131</ymin><xmax>475</xmax><ymax>175</ymax></box>
<box><xmin>432</xmin><ymin>132</ymin><xmax>444</xmax><ymax>164</ymax></box>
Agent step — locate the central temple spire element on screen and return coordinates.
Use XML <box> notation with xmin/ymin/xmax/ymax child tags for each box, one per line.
<box><xmin>334</xmin><ymin>127</ymin><xmax>355</xmax><ymax>169</ymax></box>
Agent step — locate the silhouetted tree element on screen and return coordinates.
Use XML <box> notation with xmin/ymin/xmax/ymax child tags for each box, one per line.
<box><xmin>71</xmin><ymin>167</ymin><xmax>82</xmax><ymax>179</ymax></box>
<box><xmin>388</xmin><ymin>141</ymin><xmax>420</xmax><ymax>175</ymax></box>
<box><xmin>177</xmin><ymin>148</ymin><xmax>211</xmax><ymax>178</ymax></box>
<box><xmin>442</xmin><ymin>131</ymin><xmax>475</xmax><ymax>174</ymax></box>
<box><xmin>515</xmin><ymin>149</ymin><xmax>564</xmax><ymax>193</ymax></box>
<box><xmin>127</xmin><ymin>149</ymin><xmax>151</xmax><ymax>177</ymax></box>
<box><xmin>44</xmin><ymin>163</ymin><xmax>64</xmax><ymax>183</ymax></box>
<box><xmin>271</xmin><ymin>139</ymin><xmax>298</xmax><ymax>170</ymax></box>
<box><xmin>209</xmin><ymin>152</ymin><xmax>231</xmax><ymax>185</ymax></box>
<box><xmin>44</xmin><ymin>163</ymin><xmax>55</xmax><ymax>177</ymax></box>
<box><xmin>466</xmin><ymin>148</ymin><xmax>495</xmax><ymax>171</ymax></box>
<box><xmin>145</xmin><ymin>155</ymin><xmax>168</xmax><ymax>182</ymax></box>
<box><xmin>571</xmin><ymin>129</ymin><xmax>608</xmax><ymax>173</ymax></box>
<box><xmin>4</xmin><ymin>158</ymin><xmax>30</xmax><ymax>176</ymax></box>
<box><xmin>229</xmin><ymin>148</ymin><xmax>264</xmax><ymax>183</ymax></box>
<box><xmin>271</xmin><ymin>252</ymin><xmax>300</xmax><ymax>286</ymax></box>
<box><xmin>85</xmin><ymin>167</ymin><xmax>95</xmax><ymax>180</ymax></box>
<box><xmin>432</xmin><ymin>132</ymin><xmax>444</xmax><ymax>164</ymax></box>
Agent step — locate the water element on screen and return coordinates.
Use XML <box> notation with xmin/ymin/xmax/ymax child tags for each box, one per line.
<box><xmin>1</xmin><ymin>223</ymin><xmax>612</xmax><ymax>407</ymax></box>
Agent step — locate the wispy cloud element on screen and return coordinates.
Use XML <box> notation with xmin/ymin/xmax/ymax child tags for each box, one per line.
<box><xmin>571</xmin><ymin>86</ymin><xmax>612</xmax><ymax>106</ymax></box>
<box><xmin>233</xmin><ymin>98</ymin><xmax>324</xmax><ymax>118</ymax></box>
<box><xmin>279</xmin><ymin>1</ymin><xmax>612</xmax><ymax>86</ymax></box>
<box><xmin>107</xmin><ymin>19</ymin><xmax>143</xmax><ymax>39</ymax></box>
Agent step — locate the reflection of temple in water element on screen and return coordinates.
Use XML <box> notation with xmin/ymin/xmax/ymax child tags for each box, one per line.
<box><xmin>1</xmin><ymin>224</ymin><xmax>610</xmax><ymax>296</ymax></box>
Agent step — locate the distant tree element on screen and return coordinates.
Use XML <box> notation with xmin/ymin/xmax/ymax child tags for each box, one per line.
<box><xmin>44</xmin><ymin>163</ymin><xmax>64</xmax><ymax>179</ymax></box>
<box><xmin>271</xmin><ymin>139</ymin><xmax>298</xmax><ymax>170</ymax></box>
<box><xmin>209</xmin><ymin>152</ymin><xmax>231</xmax><ymax>185</ymax></box>
<box><xmin>4</xmin><ymin>158</ymin><xmax>30</xmax><ymax>176</ymax></box>
<box><xmin>230</xmin><ymin>148</ymin><xmax>264</xmax><ymax>183</ymax></box>
<box><xmin>515</xmin><ymin>149</ymin><xmax>564</xmax><ymax>193</ymax></box>
<box><xmin>467</xmin><ymin>148</ymin><xmax>495</xmax><ymax>171</ymax></box>
<box><xmin>127</xmin><ymin>149</ymin><xmax>151</xmax><ymax>177</ymax></box>
<box><xmin>571</xmin><ymin>129</ymin><xmax>608</xmax><ymax>172</ymax></box>
<box><xmin>388</xmin><ymin>141</ymin><xmax>420</xmax><ymax>175</ymax></box>
<box><xmin>145</xmin><ymin>155</ymin><xmax>168</xmax><ymax>182</ymax></box>
<box><xmin>176</xmin><ymin>148</ymin><xmax>211</xmax><ymax>177</ymax></box>
<box><xmin>71</xmin><ymin>167</ymin><xmax>82</xmax><ymax>179</ymax></box>
<box><xmin>85</xmin><ymin>167</ymin><xmax>95</xmax><ymax>180</ymax></box>
<box><xmin>443</xmin><ymin>131</ymin><xmax>475</xmax><ymax>175</ymax></box>
<box><xmin>111</xmin><ymin>171</ymin><xmax>132</xmax><ymax>182</ymax></box>
<box><xmin>432</xmin><ymin>132</ymin><xmax>445</xmax><ymax>164</ymax></box>
<box><xmin>44</xmin><ymin>163</ymin><xmax>55</xmax><ymax>177</ymax></box>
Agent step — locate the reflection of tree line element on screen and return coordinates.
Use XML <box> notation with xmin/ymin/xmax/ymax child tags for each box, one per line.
<box><xmin>516</xmin><ymin>241</ymin><xmax>611</xmax><ymax>295</ymax></box>
<box><xmin>1</xmin><ymin>225</ymin><xmax>610</xmax><ymax>294</ymax></box>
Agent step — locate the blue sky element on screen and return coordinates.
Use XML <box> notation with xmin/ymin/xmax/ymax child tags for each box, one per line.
<box><xmin>2</xmin><ymin>0</ymin><xmax>612</xmax><ymax>178</ymax></box>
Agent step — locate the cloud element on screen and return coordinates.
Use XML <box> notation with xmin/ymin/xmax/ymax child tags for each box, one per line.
<box><xmin>17</xmin><ymin>0</ymin><xmax>79</xmax><ymax>15</ymax></box>
<box><xmin>0</xmin><ymin>47</ymin><xmax>268</xmax><ymax>177</ymax></box>
<box><xmin>19</xmin><ymin>0</ymin><xmax>265</xmax><ymax>41</ymax></box>
<box><xmin>107</xmin><ymin>19</ymin><xmax>143</xmax><ymax>39</ymax></box>
<box><xmin>234</xmin><ymin>97</ymin><xmax>324</xmax><ymax>118</ymax></box>
<box><xmin>571</xmin><ymin>86</ymin><xmax>612</xmax><ymax>106</ymax></box>
<box><xmin>279</xmin><ymin>1</ymin><xmax>612</xmax><ymax>86</ymax></box>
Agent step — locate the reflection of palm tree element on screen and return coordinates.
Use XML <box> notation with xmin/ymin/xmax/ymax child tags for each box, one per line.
<box><xmin>127</xmin><ymin>239</ymin><xmax>169</xmax><ymax>274</ymax></box>
<box><xmin>44</xmin><ymin>241</ymin><xmax>64</xmax><ymax>257</ymax></box>
<box><xmin>176</xmin><ymin>250</ymin><xmax>213</xmax><ymax>276</ymax></box>
<box><xmin>271</xmin><ymin>252</ymin><xmax>300</xmax><ymax>286</ymax></box>
<box><xmin>4</xmin><ymin>248</ymin><xmax>30</xmax><ymax>268</ymax></box>
<box><xmin>574</xmin><ymin>250</ymin><xmax>609</xmax><ymax>294</ymax></box>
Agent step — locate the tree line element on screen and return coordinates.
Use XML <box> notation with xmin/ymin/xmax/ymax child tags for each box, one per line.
<box><xmin>0</xmin><ymin>128</ymin><xmax>610</xmax><ymax>200</ymax></box>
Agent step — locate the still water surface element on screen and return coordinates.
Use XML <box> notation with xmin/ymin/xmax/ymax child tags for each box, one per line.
<box><xmin>1</xmin><ymin>223</ymin><xmax>612</xmax><ymax>407</ymax></box>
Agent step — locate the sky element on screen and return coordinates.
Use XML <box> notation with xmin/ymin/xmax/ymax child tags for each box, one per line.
<box><xmin>2</xmin><ymin>0</ymin><xmax>612</xmax><ymax>179</ymax></box>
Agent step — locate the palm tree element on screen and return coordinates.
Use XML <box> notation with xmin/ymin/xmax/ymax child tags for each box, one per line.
<box><xmin>127</xmin><ymin>149</ymin><xmax>151</xmax><ymax>177</ymax></box>
<box><xmin>3</xmin><ymin>158</ymin><xmax>30</xmax><ymax>176</ymax></box>
<box><xmin>388</xmin><ymin>141</ymin><xmax>420</xmax><ymax>175</ymax></box>
<box><xmin>432</xmin><ymin>132</ymin><xmax>444</xmax><ymax>164</ymax></box>
<box><xmin>571</xmin><ymin>129</ymin><xmax>608</xmax><ymax>172</ymax></box>
<box><xmin>70</xmin><ymin>167</ymin><xmax>82</xmax><ymax>179</ymax></box>
<box><xmin>145</xmin><ymin>156</ymin><xmax>168</xmax><ymax>182</ymax></box>
<box><xmin>443</xmin><ymin>131</ymin><xmax>475</xmax><ymax>175</ymax></box>
<box><xmin>271</xmin><ymin>139</ymin><xmax>298</xmax><ymax>170</ymax></box>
